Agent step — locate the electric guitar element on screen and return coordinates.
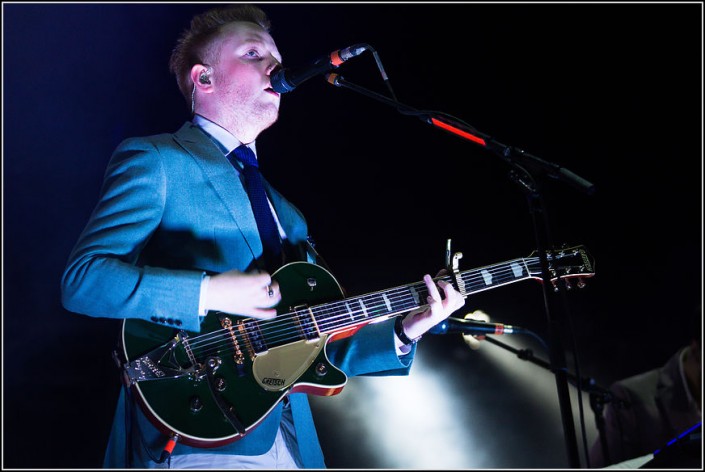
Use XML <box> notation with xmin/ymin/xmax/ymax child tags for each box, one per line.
<box><xmin>118</xmin><ymin>245</ymin><xmax>594</xmax><ymax>447</ymax></box>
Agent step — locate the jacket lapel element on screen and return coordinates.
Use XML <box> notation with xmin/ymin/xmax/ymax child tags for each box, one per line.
<box><xmin>264</xmin><ymin>180</ymin><xmax>307</xmax><ymax>244</ymax></box>
<box><xmin>172</xmin><ymin>122</ymin><xmax>263</xmax><ymax>257</ymax></box>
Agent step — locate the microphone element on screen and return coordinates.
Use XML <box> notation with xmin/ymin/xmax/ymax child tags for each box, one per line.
<box><xmin>270</xmin><ymin>44</ymin><xmax>368</xmax><ymax>93</ymax></box>
<box><xmin>429</xmin><ymin>317</ymin><xmax>525</xmax><ymax>335</ymax></box>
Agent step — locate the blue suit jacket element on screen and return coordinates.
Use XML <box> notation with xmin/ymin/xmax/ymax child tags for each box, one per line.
<box><xmin>61</xmin><ymin>122</ymin><xmax>416</xmax><ymax>468</ymax></box>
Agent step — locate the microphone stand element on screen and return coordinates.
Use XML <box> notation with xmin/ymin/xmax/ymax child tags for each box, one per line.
<box><xmin>325</xmin><ymin>73</ymin><xmax>595</xmax><ymax>468</ymax></box>
<box><xmin>480</xmin><ymin>335</ymin><xmax>623</xmax><ymax>468</ymax></box>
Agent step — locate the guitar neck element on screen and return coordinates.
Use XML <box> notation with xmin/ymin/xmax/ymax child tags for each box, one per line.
<box><xmin>307</xmin><ymin>255</ymin><xmax>540</xmax><ymax>336</ymax></box>
<box><xmin>246</xmin><ymin>245</ymin><xmax>593</xmax><ymax>350</ymax></box>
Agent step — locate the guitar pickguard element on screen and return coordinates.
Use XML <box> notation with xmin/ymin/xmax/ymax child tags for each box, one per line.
<box><xmin>253</xmin><ymin>336</ymin><xmax>329</xmax><ymax>391</ymax></box>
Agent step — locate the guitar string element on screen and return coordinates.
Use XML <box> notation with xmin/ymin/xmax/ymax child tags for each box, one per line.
<box><xmin>184</xmin><ymin>254</ymin><xmax>590</xmax><ymax>363</ymax></box>
<box><xmin>185</xmin><ymin>257</ymin><xmax>544</xmax><ymax>358</ymax></box>
<box><xmin>184</xmin><ymin>279</ymin><xmax>478</xmax><ymax>357</ymax></box>
<box><xmin>186</xmin><ymin>286</ymin><xmax>426</xmax><ymax>359</ymax></box>
<box><xmin>247</xmin><ymin>256</ymin><xmax>541</xmax><ymax>342</ymax></box>
<box><xmin>253</xmin><ymin>262</ymin><xmax>534</xmax><ymax>345</ymax></box>
<box><xmin>142</xmin><ymin>252</ymin><xmax>587</xmax><ymax>370</ymax></box>
<box><xmin>185</xmin><ymin>258</ymin><xmax>533</xmax><ymax>351</ymax></box>
<box><xmin>184</xmin><ymin>258</ymin><xmax>543</xmax><ymax>357</ymax></box>
<box><xmin>301</xmin><ymin>256</ymin><xmax>589</xmax><ymax>342</ymax></box>
<box><xmin>185</xmin><ymin>283</ymin><xmax>428</xmax><ymax>354</ymax></box>
<box><xmin>188</xmin><ymin>253</ymin><xmax>591</xmax><ymax>356</ymax></box>
<box><xmin>185</xmin><ymin>258</ymin><xmax>542</xmax><ymax>354</ymax></box>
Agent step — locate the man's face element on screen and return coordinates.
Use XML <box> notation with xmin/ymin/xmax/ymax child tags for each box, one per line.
<box><xmin>210</xmin><ymin>21</ymin><xmax>282</xmax><ymax>134</ymax></box>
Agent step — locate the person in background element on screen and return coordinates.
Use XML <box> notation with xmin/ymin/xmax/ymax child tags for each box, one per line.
<box><xmin>61</xmin><ymin>4</ymin><xmax>465</xmax><ymax>469</ymax></box>
<box><xmin>588</xmin><ymin>307</ymin><xmax>702</xmax><ymax>468</ymax></box>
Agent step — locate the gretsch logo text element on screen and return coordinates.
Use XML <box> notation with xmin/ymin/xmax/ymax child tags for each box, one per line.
<box><xmin>262</xmin><ymin>377</ymin><xmax>285</xmax><ymax>387</ymax></box>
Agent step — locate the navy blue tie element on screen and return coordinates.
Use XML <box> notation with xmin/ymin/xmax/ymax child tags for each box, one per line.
<box><xmin>228</xmin><ymin>145</ymin><xmax>282</xmax><ymax>270</ymax></box>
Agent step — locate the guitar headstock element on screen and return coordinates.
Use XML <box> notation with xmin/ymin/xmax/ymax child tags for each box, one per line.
<box><xmin>528</xmin><ymin>245</ymin><xmax>595</xmax><ymax>289</ymax></box>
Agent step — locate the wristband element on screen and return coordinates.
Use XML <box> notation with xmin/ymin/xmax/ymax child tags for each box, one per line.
<box><xmin>395</xmin><ymin>315</ymin><xmax>422</xmax><ymax>346</ymax></box>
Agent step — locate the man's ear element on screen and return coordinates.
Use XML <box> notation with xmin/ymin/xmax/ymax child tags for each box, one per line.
<box><xmin>190</xmin><ymin>64</ymin><xmax>213</xmax><ymax>90</ymax></box>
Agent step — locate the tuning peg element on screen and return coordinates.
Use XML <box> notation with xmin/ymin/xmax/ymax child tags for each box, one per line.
<box><xmin>577</xmin><ymin>278</ymin><xmax>587</xmax><ymax>289</ymax></box>
<box><xmin>564</xmin><ymin>279</ymin><xmax>573</xmax><ymax>290</ymax></box>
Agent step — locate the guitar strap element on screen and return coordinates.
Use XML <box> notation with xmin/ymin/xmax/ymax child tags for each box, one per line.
<box><xmin>304</xmin><ymin>236</ymin><xmax>346</xmax><ymax>295</ymax></box>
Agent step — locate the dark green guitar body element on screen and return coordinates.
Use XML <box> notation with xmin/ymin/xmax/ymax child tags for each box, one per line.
<box><xmin>120</xmin><ymin>262</ymin><xmax>349</xmax><ymax>447</ymax></box>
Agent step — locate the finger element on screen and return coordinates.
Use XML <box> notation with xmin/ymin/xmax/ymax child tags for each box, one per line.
<box><xmin>424</xmin><ymin>274</ymin><xmax>442</xmax><ymax>301</ymax></box>
<box><xmin>262</xmin><ymin>279</ymin><xmax>280</xmax><ymax>300</ymax></box>
<box><xmin>439</xmin><ymin>279</ymin><xmax>464</xmax><ymax>308</ymax></box>
<box><xmin>437</xmin><ymin>278</ymin><xmax>454</xmax><ymax>296</ymax></box>
<box><xmin>463</xmin><ymin>334</ymin><xmax>484</xmax><ymax>350</ymax></box>
<box><xmin>263</xmin><ymin>292</ymin><xmax>281</xmax><ymax>308</ymax></box>
<box><xmin>443</xmin><ymin>284</ymin><xmax>462</xmax><ymax>307</ymax></box>
<box><xmin>252</xmin><ymin>271</ymin><xmax>273</xmax><ymax>286</ymax></box>
<box><xmin>250</xmin><ymin>308</ymin><xmax>277</xmax><ymax>320</ymax></box>
<box><xmin>264</xmin><ymin>284</ymin><xmax>275</xmax><ymax>298</ymax></box>
<box><xmin>256</xmin><ymin>284</ymin><xmax>280</xmax><ymax>306</ymax></box>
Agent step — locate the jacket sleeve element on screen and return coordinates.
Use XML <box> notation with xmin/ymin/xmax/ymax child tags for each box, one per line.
<box><xmin>324</xmin><ymin>318</ymin><xmax>416</xmax><ymax>378</ymax></box>
<box><xmin>60</xmin><ymin>138</ymin><xmax>204</xmax><ymax>332</ymax></box>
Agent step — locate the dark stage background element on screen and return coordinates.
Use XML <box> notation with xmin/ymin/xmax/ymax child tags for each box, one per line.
<box><xmin>3</xmin><ymin>2</ymin><xmax>702</xmax><ymax>469</ymax></box>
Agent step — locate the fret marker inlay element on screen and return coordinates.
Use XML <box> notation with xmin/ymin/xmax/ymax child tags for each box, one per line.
<box><xmin>359</xmin><ymin>300</ymin><xmax>368</xmax><ymax>317</ymax></box>
<box><xmin>481</xmin><ymin>270</ymin><xmax>493</xmax><ymax>286</ymax></box>
<box><xmin>409</xmin><ymin>287</ymin><xmax>420</xmax><ymax>305</ymax></box>
<box><xmin>510</xmin><ymin>262</ymin><xmax>524</xmax><ymax>278</ymax></box>
<box><xmin>382</xmin><ymin>294</ymin><xmax>392</xmax><ymax>312</ymax></box>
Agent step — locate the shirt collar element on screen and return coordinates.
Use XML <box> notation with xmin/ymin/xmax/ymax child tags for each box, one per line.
<box><xmin>192</xmin><ymin>114</ymin><xmax>257</xmax><ymax>158</ymax></box>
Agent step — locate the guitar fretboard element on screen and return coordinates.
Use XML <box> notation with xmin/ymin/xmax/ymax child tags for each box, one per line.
<box><xmin>246</xmin><ymin>256</ymin><xmax>540</xmax><ymax>350</ymax></box>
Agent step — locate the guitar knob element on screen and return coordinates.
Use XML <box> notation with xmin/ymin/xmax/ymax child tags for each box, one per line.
<box><xmin>190</xmin><ymin>396</ymin><xmax>204</xmax><ymax>414</ymax></box>
<box><xmin>215</xmin><ymin>376</ymin><xmax>227</xmax><ymax>392</ymax></box>
<box><xmin>307</xmin><ymin>278</ymin><xmax>317</xmax><ymax>291</ymax></box>
<box><xmin>315</xmin><ymin>362</ymin><xmax>327</xmax><ymax>377</ymax></box>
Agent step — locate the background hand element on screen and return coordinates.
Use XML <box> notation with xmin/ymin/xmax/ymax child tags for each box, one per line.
<box><xmin>461</xmin><ymin>310</ymin><xmax>491</xmax><ymax>350</ymax></box>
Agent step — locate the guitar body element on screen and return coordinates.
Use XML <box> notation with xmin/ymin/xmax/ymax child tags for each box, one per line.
<box><xmin>120</xmin><ymin>262</ymin><xmax>349</xmax><ymax>448</ymax></box>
